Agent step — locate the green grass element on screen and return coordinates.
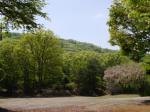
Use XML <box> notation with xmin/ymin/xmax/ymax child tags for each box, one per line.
<box><xmin>98</xmin><ymin>94</ymin><xmax>140</xmax><ymax>99</ymax></box>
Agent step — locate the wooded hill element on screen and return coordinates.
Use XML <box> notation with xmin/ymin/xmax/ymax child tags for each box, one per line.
<box><xmin>60</xmin><ymin>39</ymin><xmax>116</xmax><ymax>53</ymax></box>
<box><xmin>10</xmin><ymin>32</ymin><xmax>116</xmax><ymax>53</ymax></box>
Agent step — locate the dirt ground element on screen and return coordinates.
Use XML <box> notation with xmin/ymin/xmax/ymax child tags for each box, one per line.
<box><xmin>0</xmin><ymin>96</ymin><xmax>150</xmax><ymax>112</ymax></box>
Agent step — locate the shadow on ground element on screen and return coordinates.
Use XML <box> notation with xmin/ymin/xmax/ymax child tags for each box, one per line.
<box><xmin>0</xmin><ymin>108</ymin><xmax>13</xmax><ymax>112</ymax></box>
<box><xmin>142</xmin><ymin>100</ymin><xmax>150</xmax><ymax>105</ymax></box>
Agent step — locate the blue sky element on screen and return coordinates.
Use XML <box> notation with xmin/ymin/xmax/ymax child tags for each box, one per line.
<box><xmin>38</xmin><ymin>0</ymin><xmax>118</xmax><ymax>49</ymax></box>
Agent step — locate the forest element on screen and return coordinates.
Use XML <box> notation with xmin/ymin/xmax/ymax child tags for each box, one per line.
<box><xmin>0</xmin><ymin>0</ymin><xmax>150</xmax><ymax>97</ymax></box>
<box><xmin>0</xmin><ymin>30</ymin><xmax>149</xmax><ymax>97</ymax></box>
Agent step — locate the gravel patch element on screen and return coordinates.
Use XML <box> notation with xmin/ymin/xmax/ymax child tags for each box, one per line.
<box><xmin>0</xmin><ymin>96</ymin><xmax>149</xmax><ymax>111</ymax></box>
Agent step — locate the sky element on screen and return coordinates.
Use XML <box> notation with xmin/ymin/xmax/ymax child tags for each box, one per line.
<box><xmin>38</xmin><ymin>0</ymin><xmax>118</xmax><ymax>49</ymax></box>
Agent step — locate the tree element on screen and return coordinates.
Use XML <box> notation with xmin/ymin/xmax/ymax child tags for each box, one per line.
<box><xmin>63</xmin><ymin>51</ymin><xmax>105</xmax><ymax>95</ymax></box>
<box><xmin>141</xmin><ymin>54</ymin><xmax>150</xmax><ymax>75</ymax></box>
<box><xmin>15</xmin><ymin>30</ymin><xmax>63</xmax><ymax>92</ymax></box>
<box><xmin>100</xmin><ymin>53</ymin><xmax>131</xmax><ymax>69</ymax></box>
<box><xmin>78</xmin><ymin>58</ymin><xmax>104</xmax><ymax>96</ymax></box>
<box><xmin>0</xmin><ymin>39</ymin><xmax>20</xmax><ymax>95</ymax></box>
<box><xmin>0</xmin><ymin>30</ymin><xmax>63</xmax><ymax>96</ymax></box>
<box><xmin>62</xmin><ymin>51</ymin><xmax>130</xmax><ymax>95</ymax></box>
<box><xmin>14</xmin><ymin>39</ymin><xmax>35</xmax><ymax>95</ymax></box>
<box><xmin>0</xmin><ymin>0</ymin><xmax>48</xmax><ymax>40</ymax></box>
<box><xmin>104</xmin><ymin>63</ymin><xmax>146</xmax><ymax>94</ymax></box>
<box><xmin>108</xmin><ymin>0</ymin><xmax>150</xmax><ymax>62</ymax></box>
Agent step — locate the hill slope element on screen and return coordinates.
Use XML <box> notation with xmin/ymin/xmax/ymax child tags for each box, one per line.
<box><xmin>10</xmin><ymin>33</ymin><xmax>116</xmax><ymax>53</ymax></box>
<box><xmin>60</xmin><ymin>39</ymin><xmax>116</xmax><ymax>53</ymax></box>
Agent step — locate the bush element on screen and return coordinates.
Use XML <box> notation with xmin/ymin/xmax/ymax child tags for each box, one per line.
<box><xmin>141</xmin><ymin>55</ymin><xmax>150</xmax><ymax>75</ymax></box>
<box><xmin>66</xmin><ymin>82</ymin><xmax>77</xmax><ymax>91</ymax></box>
<box><xmin>104</xmin><ymin>63</ymin><xmax>146</xmax><ymax>94</ymax></box>
<box><xmin>140</xmin><ymin>75</ymin><xmax>150</xmax><ymax>96</ymax></box>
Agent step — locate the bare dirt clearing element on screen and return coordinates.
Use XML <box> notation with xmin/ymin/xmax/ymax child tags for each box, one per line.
<box><xmin>0</xmin><ymin>95</ymin><xmax>150</xmax><ymax>112</ymax></box>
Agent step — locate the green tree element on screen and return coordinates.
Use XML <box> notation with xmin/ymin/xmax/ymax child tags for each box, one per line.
<box><xmin>100</xmin><ymin>53</ymin><xmax>131</xmax><ymax>69</ymax></box>
<box><xmin>0</xmin><ymin>39</ymin><xmax>20</xmax><ymax>95</ymax></box>
<box><xmin>14</xmin><ymin>39</ymin><xmax>35</xmax><ymax>95</ymax></box>
<box><xmin>141</xmin><ymin>55</ymin><xmax>150</xmax><ymax>75</ymax></box>
<box><xmin>62</xmin><ymin>52</ymin><xmax>75</xmax><ymax>90</ymax></box>
<box><xmin>78</xmin><ymin>58</ymin><xmax>104</xmax><ymax>96</ymax></box>
<box><xmin>108</xmin><ymin>0</ymin><xmax>150</xmax><ymax>62</ymax></box>
<box><xmin>0</xmin><ymin>0</ymin><xmax>48</xmax><ymax>40</ymax></box>
<box><xmin>62</xmin><ymin>51</ymin><xmax>130</xmax><ymax>95</ymax></box>
<box><xmin>15</xmin><ymin>30</ymin><xmax>63</xmax><ymax>92</ymax></box>
<box><xmin>63</xmin><ymin>51</ymin><xmax>105</xmax><ymax>95</ymax></box>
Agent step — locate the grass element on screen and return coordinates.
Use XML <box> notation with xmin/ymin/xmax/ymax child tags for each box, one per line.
<box><xmin>98</xmin><ymin>94</ymin><xmax>140</xmax><ymax>99</ymax></box>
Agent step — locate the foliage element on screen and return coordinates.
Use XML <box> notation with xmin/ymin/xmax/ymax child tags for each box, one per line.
<box><xmin>77</xmin><ymin>58</ymin><xmax>105</xmax><ymax>96</ymax></box>
<box><xmin>0</xmin><ymin>0</ymin><xmax>48</xmax><ymax>30</ymax></box>
<box><xmin>60</xmin><ymin>39</ymin><xmax>116</xmax><ymax>53</ymax></box>
<box><xmin>7</xmin><ymin>32</ymin><xmax>116</xmax><ymax>53</ymax></box>
<box><xmin>62</xmin><ymin>51</ymin><xmax>129</xmax><ymax>96</ymax></box>
<box><xmin>140</xmin><ymin>75</ymin><xmax>150</xmax><ymax>96</ymax></box>
<box><xmin>100</xmin><ymin>53</ymin><xmax>131</xmax><ymax>69</ymax></box>
<box><xmin>108</xmin><ymin>0</ymin><xmax>150</xmax><ymax>61</ymax></box>
<box><xmin>140</xmin><ymin>55</ymin><xmax>150</xmax><ymax>96</ymax></box>
<box><xmin>0</xmin><ymin>30</ymin><xmax>146</xmax><ymax>96</ymax></box>
<box><xmin>104</xmin><ymin>63</ymin><xmax>146</xmax><ymax>94</ymax></box>
<box><xmin>0</xmin><ymin>30</ymin><xmax>63</xmax><ymax>96</ymax></box>
<box><xmin>16</xmin><ymin>30</ymin><xmax>63</xmax><ymax>92</ymax></box>
<box><xmin>73</xmin><ymin>52</ymin><xmax>105</xmax><ymax>96</ymax></box>
<box><xmin>141</xmin><ymin>54</ymin><xmax>150</xmax><ymax>75</ymax></box>
<box><xmin>0</xmin><ymin>0</ymin><xmax>149</xmax><ymax>97</ymax></box>
<box><xmin>1</xmin><ymin>35</ymin><xmax>118</xmax><ymax>96</ymax></box>
<box><xmin>0</xmin><ymin>39</ymin><xmax>20</xmax><ymax>95</ymax></box>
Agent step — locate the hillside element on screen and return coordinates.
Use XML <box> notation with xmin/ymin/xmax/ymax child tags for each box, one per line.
<box><xmin>60</xmin><ymin>39</ymin><xmax>116</xmax><ymax>53</ymax></box>
<box><xmin>10</xmin><ymin>33</ymin><xmax>116</xmax><ymax>53</ymax></box>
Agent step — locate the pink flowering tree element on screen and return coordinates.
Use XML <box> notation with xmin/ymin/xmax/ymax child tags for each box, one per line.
<box><xmin>104</xmin><ymin>63</ymin><xmax>146</xmax><ymax>94</ymax></box>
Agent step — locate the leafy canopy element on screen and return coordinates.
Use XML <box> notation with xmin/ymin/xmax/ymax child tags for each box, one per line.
<box><xmin>0</xmin><ymin>0</ymin><xmax>48</xmax><ymax>30</ymax></box>
<box><xmin>108</xmin><ymin>0</ymin><xmax>150</xmax><ymax>61</ymax></box>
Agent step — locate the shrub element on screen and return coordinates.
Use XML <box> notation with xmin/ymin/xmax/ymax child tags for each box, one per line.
<box><xmin>66</xmin><ymin>82</ymin><xmax>77</xmax><ymax>91</ymax></box>
<box><xmin>141</xmin><ymin>55</ymin><xmax>150</xmax><ymax>75</ymax></box>
<box><xmin>104</xmin><ymin>63</ymin><xmax>146</xmax><ymax>94</ymax></box>
<box><xmin>140</xmin><ymin>75</ymin><xmax>150</xmax><ymax>96</ymax></box>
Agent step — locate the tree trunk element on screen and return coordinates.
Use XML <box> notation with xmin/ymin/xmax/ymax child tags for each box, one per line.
<box><xmin>0</xmin><ymin>22</ymin><xmax>2</xmax><ymax>40</ymax></box>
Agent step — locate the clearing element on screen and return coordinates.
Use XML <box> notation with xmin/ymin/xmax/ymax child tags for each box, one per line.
<box><xmin>0</xmin><ymin>95</ymin><xmax>150</xmax><ymax>112</ymax></box>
